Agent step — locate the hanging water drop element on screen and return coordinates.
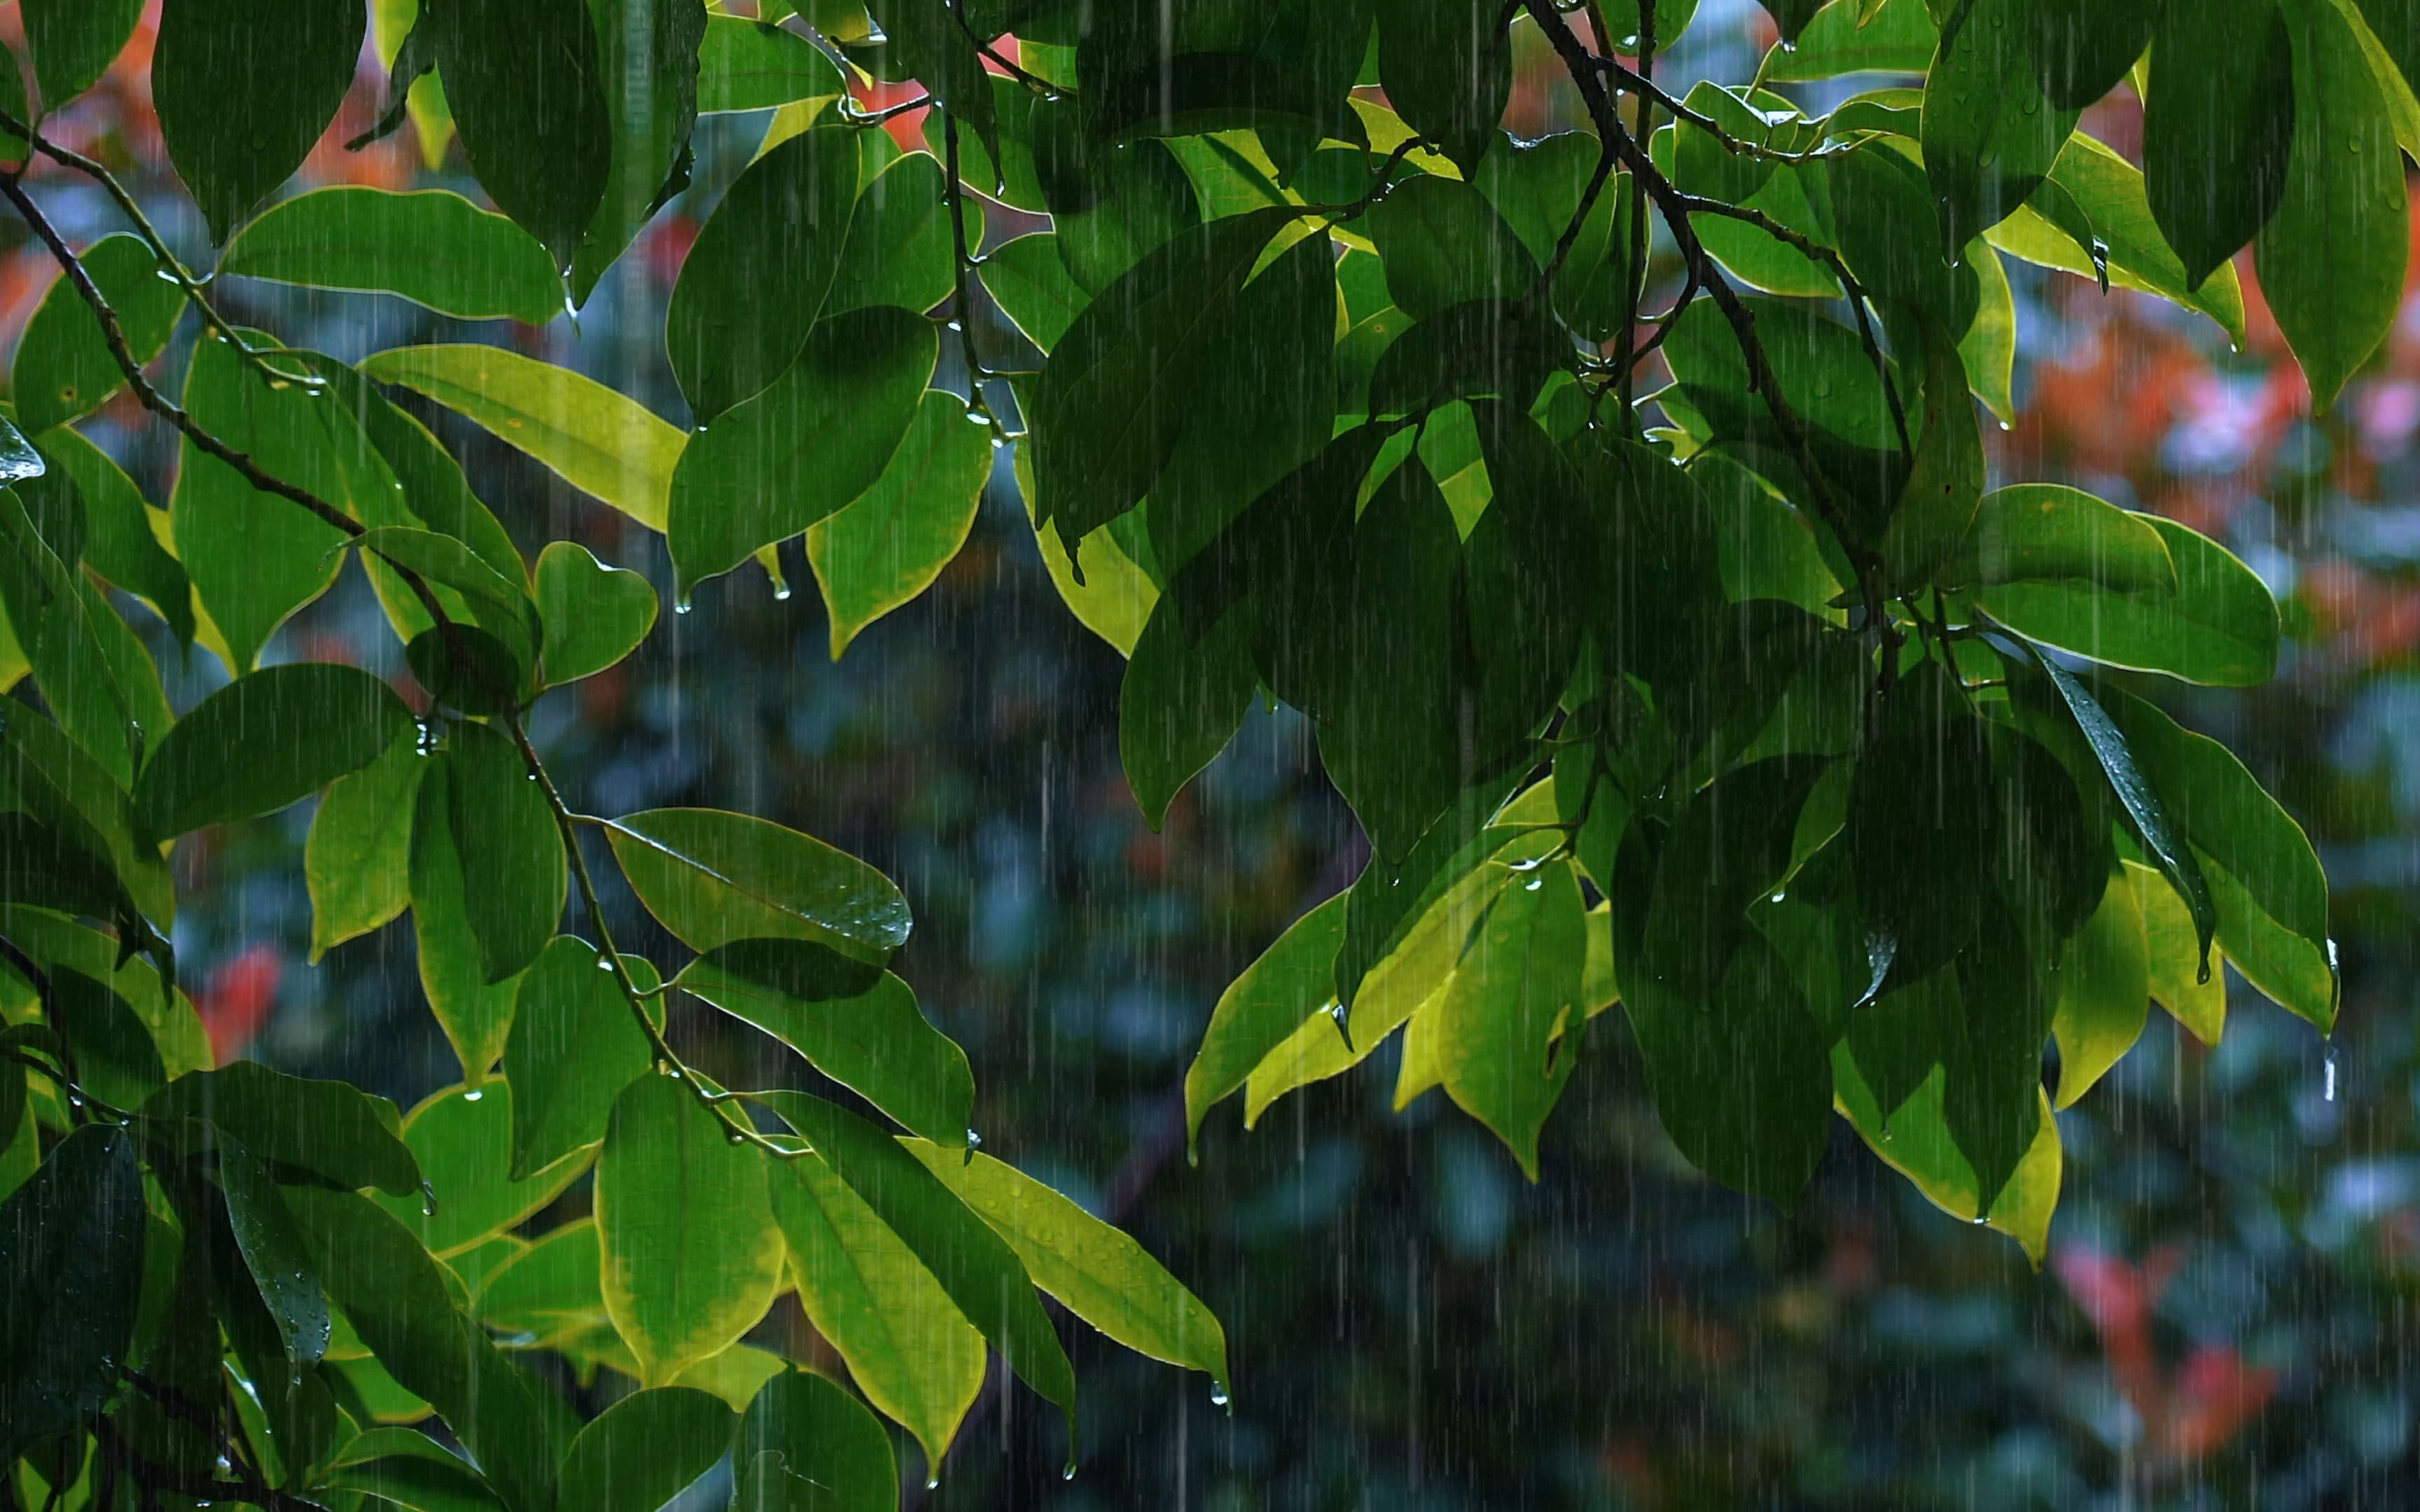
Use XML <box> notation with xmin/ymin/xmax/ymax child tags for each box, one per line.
<box><xmin>1210</xmin><ymin>1380</ymin><xmax>1230</xmax><ymax>1408</ymax></box>
<box><xmin>419</xmin><ymin>1181</ymin><xmax>439</xmax><ymax>1217</ymax></box>
<box><xmin>461</xmin><ymin>1088</ymin><xmax>483</xmax><ymax>1102</ymax></box>
<box><xmin>2324</xmin><ymin>1042</ymin><xmax>2339</xmax><ymax>1102</ymax></box>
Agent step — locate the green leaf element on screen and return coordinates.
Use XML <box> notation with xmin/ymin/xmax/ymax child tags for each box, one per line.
<box><xmin>1120</xmin><ymin>598</ymin><xmax>1255</xmax><ymax>832</ymax></box>
<box><xmin>2019</xmin><ymin>0</ymin><xmax>2154</xmax><ymax>108</ymax></box>
<box><xmin>1833</xmin><ymin>1049</ymin><xmax>2061</xmax><ymax>1264</ymax></box>
<box><xmin>13</xmin><ymin>233</ymin><xmax>184</xmax><ymax>434</ymax></box>
<box><xmin>41</xmin><ymin>967</ymin><xmax>162</xmax><ymax>1116</ymax></box>
<box><xmin>134</xmin><ymin>663</ymin><xmax>415</xmax><ymax>842</ymax></box>
<box><xmin>410</xmin><ymin>757</ymin><xmax>525</xmax><ymax>1081</ymax></box>
<box><xmin>2127</xmin><ymin>858</ymin><xmax>2225</xmax><ymax>1044</ymax></box>
<box><xmin>905</xmin><ymin>1143</ymin><xmax>1229</xmax><ymax>1387</ymax></box>
<box><xmin>422</xmin><ymin>0</ymin><xmax>613</xmax><ymax>263</ymax></box>
<box><xmin>1377</xmin><ymin>0</ymin><xmax>1511</xmax><ymax>174</ymax></box>
<box><xmin>557</xmin><ymin>1387</ymin><xmax>733</xmax><ymax>1512</ymax></box>
<box><xmin>33</xmin><ymin>426</ymin><xmax>193</xmax><ymax>648</ymax></box>
<box><xmin>759</xmin><ymin>1091</ymin><xmax>1078</xmax><ymax>1452</ymax></box>
<box><xmin>219</xmin><ymin>189</ymin><xmax>564</xmax><ymax>324</ymax></box>
<box><xmin>2255</xmin><ymin>0</ymin><xmax>2409</xmax><ymax>412</ymax></box>
<box><xmin>326</xmin><ymin>1432</ymin><xmax>506</xmax><ymax>1512</ymax></box>
<box><xmin>826</xmin><ymin>151</ymin><xmax>981</xmax><ymax>318</ymax></box>
<box><xmin>0</xmin><ymin>1126</ymin><xmax>144</xmax><ymax>1461</ymax></box>
<box><xmin>2020</xmin><ymin>653</ymin><xmax>2218</xmax><ymax>977</ymax></box>
<box><xmin>2049</xmin><ymin>866</ymin><xmax>2148</xmax><ymax>1108</ymax></box>
<box><xmin>765</xmin><ymin>1149</ymin><xmax>984</xmax><ymax>1471</ymax></box>
<box><xmin>666</xmin><ymin>125</ymin><xmax>860</xmax><ymax>424</ymax></box>
<box><xmin>569</xmin><ymin>0</ymin><xmax>708</xmax><ymax>306</ymax></box>
<box><xmin>1762</xmin><ymin>0</ymin><xmax>1936</xmax><ymax>80</ymax></box>
<box><xmin>1920</xmin><ymin>0</ymin><xmax>2077</xmax><ymax>246</ymax></box>
<box><xmin>349</xmin><ymin>524</ymin><xmax>542</xmax><ymax>695</ymax></box>
<box><xmin>143</xmin><ymin>1060</ymin><xmax>421</xmax><ymax>1195</ymax></box>
<box><xmin>219</xmin><ymin>1146</ymin><xmax>333</xmax><ymax>1365</ymax></box>
<box><xmin>1940</xmin><ymin>483</ymin><xmax>2179</xmax><ymax>595</ymax></box>
<box><xmin>1364</xmin><ymin>176</ymin><xmax>1538</xmax><ymax>321</ymax></box>
<box><xmin>731</xmin><ymin>1366</ymin><xmax>898</xmax><ymax>1512</ymax></box>
<box><xmin>1183</xmin><ymin>893</ymin><xmax>1347</xmax><ymax>1154</ymax></box>
<box><xmin>0</xmin><ymin>701</ymin><xmax>173</xmax><ymax>927</ymax></box>
<box><xmin>282</xmin><ymin>1186</ymin><xmax>558</xmax><ymax>1512</ymax></box>
<box><xmin>980</xmin><ymin>232</ymin><xmax>1088</xmax><ymax>354</ymax></box>
<box><xmin>2101</xmin><ymin>685</ymin><xmax>2336</xmax><ymax>1030</ymax></box>
<box><xmin>151</xmin><ymin>0</ymin><xmax>363</xmax><ymax>240</ymax></box>
<box><xmin>22</xmin><ymin>0</ymin><xmax>142</xmax><ymax>106</ymax></box>
<box><xmin>431</xmin><ymin>720</ymin><xmax>564</xmax><ymax>986</ymax></box>
<box><xmin>604</xmin><ymin>806</ymin><xmax>912</xmax><ymax>963</ymax></box>
<box><xmin>0</xmin><ymin>497</ymin><xmax>141</xmax><ymax>784</ymax></box>
<box><xmin>1823</xmin><ymin>141</ymin><xmax>1978</xmax><ymax>336</ymax></box>
<box><xmin>2144</xmin><ymin>0</ymin><xmax>2296</xmax><ymax>290</ymax></box>
<box><xmin>861</xmin><ymin>0</ymin><xmax>999</xmax><ymax>164</ymax></box>
<box><xmin>1877</xmin><ymin>312</ymin><xmax>1984</xmax><ymax>592</ymax></box>
<box><xmin>361</xmin><ymin>344</ymin><xmax>688</xmax><ymax>533</ymax></box>
<box><xmin>307</xmin><ymin>735</ymin><xmax>424</xmax><ymax>960</ymax></box>
<box><xmin>503</xmin><ymin>937</ymin><xmax>654</xmax><ymax>1179</ymax></box>
<box><xmin>677</xmin><ymin>950</ymin><xmax>970</xmax><ymax>1148</ymax></box>
<box><xmin>1980</xmin><ymin>514</ymin><xmax>2279</xmax><ymax>685</ymax></box>
<box><xmin>375</xmin><ymin>1084</ymin><xmax>589</xmax><ymax>1258</ymax></box>
<box><xmin>805</xmin><ymin>388</ymin><xmax>992</xmax><ymax>659</ymax></box>
<box><xmin>534</xmin><ymin>541</ymin><xmax>658</xmax><ymax>687</ymax></box>
<box><xmin>596</xmin><ymin>1074</ymin><xmax>786</xmax><ymax>1384</ymax></box>
<box><xmin>1755</xmin><ymin>0</ymin><xmax>1828</xmax><ymax>43</ymax></box>
<box><xmin>474</xmin><ymin>1217</ymin><xmax>609</xmax><ymax>1340</ymax></box>
<box><xmin>667</xmin><ymin>304</ymin><xmax>937</xmax><ymax>595</ymax></box>
<box><xmin>1987</xmin><ymin>133</ymin><xmax>2248</xmax><ymax>348</ymax></box>
<box><xmin>1025</xmin><ymin>207</ymin><xmax>1302</xmax><ymax>538</ymax></box>
<box><xmin>1426</xmin><ymin>859</ymin><xmax>1588</xmax><ymax>1180</ymax></box>
<box><xmin>699</xmin><ymin>15</ymin><xmax>844</xmax><ymax>111</ymax></box>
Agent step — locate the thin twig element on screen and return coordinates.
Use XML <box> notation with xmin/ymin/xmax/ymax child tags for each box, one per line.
<box><xmin>938</xmin><ymin>105</ymin><xmax>1008</xmax><ymax>443</ymax></box>
<box><xmin>1594</xmin><ymin>57</ymin><xmax>1848</xmax><ymax>166</ymax></box>
<box><xmin>836</xmin><ymin>92</ymin><xmax>934</xmax><ymax>127</ymax></box>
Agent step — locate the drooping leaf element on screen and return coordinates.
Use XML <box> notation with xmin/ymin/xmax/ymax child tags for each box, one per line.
<box><xmin>1426</xmin><ymin>860</ymin><xmax>1588</xmax><ymax>1180</ymax></box>
<box><xmin>13</xmin><ymin>233</ymin><xmax>185</xmax><ymax>435</ymax></box>
<box><xmin>362</xmin><ymin>344</ymin><xmax>688</xmax><ymax>532</ymax></box>
<box><xmin>731</xmin><ymin>1366</ymin><xmax>898</xmax><ymax>1512</ymax></box>
<box><xmin>1763</xmin><ymin>0</ymin><xmax>1936</xmax><ymax>80</ymax></box>
<box><xmin>432</xmin><ymin>720</ymin><xmax>563</xmax><ymax>986</ymax></box>
<box><xmin>220</xmin><ymin>189</ymin><xmax>564</xmax><ymax>323</ymax></box>
<box><xmin>1120</xmin><ymin>598</ymin><xmax>1256</xmax><ymax>832</ymax></box>
<box><xmin>698</xmin><ymin>14</ymin><xmax>844</xmax><ymax>112</ymax></box>
<box><xmin>1980</xmin><ymin>514</ymin><xmax>2279</xmax><ymax>685</ymax></box>
<box><xmin>32</xmin><ymin>426</ymin><xmax>193</xmax><ymax>648</ymax></box>
<box><xmin>676</xmin><ymin>949</ymin><xmax>971</xmax><ymax>1149</ymax></box>
<box><xmin>1377</xmin><ymin>0</ymin><xmax>1511</xmax><ymax>174</ymax></box>
<box><xmin>2144</xmin><ymin>0</ymin><xmax>2296</xmax><ymax>291</ymax></box>
<box><xmin>667</xmin><ymin>305</ymin><xmax>936</xmax><ymax>595</ymax></box>
<box><xmin>2254</xmin><ymin>0</ymin><xmax>2409</xmax><ymax>413</ymax></box>
<box><xmin>570</xmin><ymin>0</ymin><xmax>709</xmax><ymax>305</ymax></box>
<box><xmin>0</xmin><ymin>1126</ymin><xmax>145</xmax><ymax>1461</ymax></box>
<box><xmin>805</xmin><ymin>388</ymin><xmax>992</xmax><ymax>659</ymax></box>
<box><xmin>219</xmin><ymin>1146</ymin><xmax>333</xmax><ymax>1366</ymax></box>
<box><xmin>2128</xmin><ymin>858</ymin><xmax>2226</xmax><ymax>1044</ymax></box>
<box><xmin>824</xmin><ymin>150</ymin><xmax>982</xmax><ymax>318</ymax></box>
<box><xmin>152</xmin><ymin>0</ymin><xmax>365</xmax><ymax>241</ymax></box>
<box><xmin>1876</xmin><ymin>311</ymin><xmax>1983</xmax><ymax>592</ymax></box>
<box><xmin>1183</xmin><ymin>893</ymin><xmax>1347</xmax><ymax>1154</ymax></box>
<box><xmin>305</xmin><ymin>736</ymin><xmax>422</xmax><ymax>960</ymax></box>
<box><xmin>503</xmin><ymin>937</ymin><xmax>655</xmax><ymax>1179</ymax></box>
<box><xmin>143</xmin><ymin>1060</ymin><xmax>421</xmax><ymax>1196</ymax></box>
<box><xmin>1920</xmin><ymin>0</ymin><xmax>2077</xmax><ymax>247</ymax></box>
<box><xmin>409</xmin><ymin>757</ymin><xmax>527</xmax><ymax>1081</ymax></box>
<box><xmin>1939</xmin><ymin>484</ymin><xmax>2179</xmax><ymax>596</ymax></box>
<box><xmin>2050</xmin><ymin>866</ymin><xmax>2149</xmax><ymax>1108</ymax></box>
<box><xmin>765</xmin><ymin>1150</ymin><xmax>985</xmax><ymax>1472</ymax></box>
<box><xmin>133</xmin><ymin>663</ymin><xmax>415</xmax><ymax>842</ymax></box>
<box><xmin>423</xmin><ymin>0</ymin><xmax>614</xmax><ymax>264</ymax></box>
<box><xmin>604</xmin><ymin>806</ymin><xmax>912</xmax><ymax>964</ymax></box>
<box><xmin>22</xmin><ymin>0</ymin><xmax>144</xmax><ymax>107</ymax></box>
<box><xmin>665</xmin><ymin>124</ymin><xmax>860</xmax><ymax>424</ymax></box>
<box><xmin>0</xmin><ymin>700</ymin><xmax>174</xmax><ymax>927</ymax></box>
<box><xmin>596</xmin><ymin>1074</ymin><xmax>786</xmax><ymax>1384</ymax></box>
<box><xmin>375</xmin><ymin>1084</ymin><xmax>590</xmax><ymax>1258</ymax></box>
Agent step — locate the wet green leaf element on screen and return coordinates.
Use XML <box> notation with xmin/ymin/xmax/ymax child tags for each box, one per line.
<box><xmin>1982</xmin><ymin>514</ymin><xmax>2278</xmax><ymax>685</ymax></box>
<box><xmin>219</xmin><ymin>1146</ymin><xmax>332</xmax><ymax>1365</ymax></box>
<box><xmin>731</xmin><ymin>1366</ymin><xmax>897</xmax><ymax>1512</ymax></box>
<box><xmin>32</xmin><ymin>426</ymin><xmax>192</xmax><ymax>648</ymax></box>
<box><xmin>221</xmin><ymin>189</ymin><xmax>562</xmax><ymax>323</ymax></box>
<box><xmin>152</xmin><ymin>0</ymin><xmax>363</xmax><ymax>240</ymax></box>
<box><xmin>1941</xmin><ymin>484</ymin><xmax>2178</xmax><ymax>595</ymax></box>
<box><xmin>806</xmin><ymin>389</ymin><xmax>991</xmax><ymax>659</ymax></box>
<box><xmin>699</xmin><ymin>14</ymin><xmax>844</xmax><ymax>111</ymax></box>
<box><xmin>144</xmin><ymin>1061</ymin><xmax>420</xmax><ymax>1195</ymax></box>
<box><xmin>422</xmin><ymin>0</ymin><xmax>613</xmax><ymax>263</ymax></box>
<box><xmin>22</xmin><ymin>0</ymin><xmax>142</xmax><ymax>107</ymax></box>
<box><xmin>557</xmin><ymin>1387</ymin><xmax>733</xmax><ymax>1512</ymax></box>
<box><xmin>2145</xmin><ymin>0</ymin><xmax>2296</xmax><ymax>290</ymax></box>
<box><xmin>569</xmin><ymin>0</ymin><xmax>708</xmax><ymax>305</ymax></box>
<box><xmin>307</xmin><ymin>736</ymin><xmax>423</xmax><ymax>960</ymax></box>
<box><xmin>134</xmin><ymin>662</ymin><xmax>414</xmax><ymax>841</ymax></box>
<box><xmin>535</xmin><ymin>540</ymin><xmax>658</xmax><ymax>686</ymax></box>
<box><xmin>13</xmin><ymin>233</ymin><xmax>184</xmax><ymax>434</ymax></box>
<box><xmin>375</xmin><ymin>1084</ymin><xmax>589</xmax><ymax>1257</ymax></box>
<box><xmin>605</xmin><ymin>806</ymin><xmax>911</xmax><ymax>964</ymax></box>
<box><xmin>0</xmin><ymin>1126</ymin><xmax>144</xmax><ymax>1461</ymax></box>
<box><xmin>503</xmin><ymin>937</ymin><xmax>655</xmax><ymax>1179</ymax></box>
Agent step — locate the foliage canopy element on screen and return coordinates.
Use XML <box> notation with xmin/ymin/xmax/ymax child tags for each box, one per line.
<box><xmin>0</xmin><ymin>0</ymin><xmax>2378</xmax><ymax>1504</ymax></box>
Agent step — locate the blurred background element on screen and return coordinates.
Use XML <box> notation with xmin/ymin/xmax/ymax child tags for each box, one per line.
<box><xmin>8</xmin><ymin>1</ymin><xmax>2416</xmax><ymax>1506</ymax></box>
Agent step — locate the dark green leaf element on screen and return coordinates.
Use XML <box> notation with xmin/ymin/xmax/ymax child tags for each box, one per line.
<box><xmin>504</xmin><ymin>936</ymin><xmax>655</xmax><ymax>1180</ymax></box>
<box><xmin>409</xmin><ymin>754</ymin><xmax>525</xmax><ymax>1079</ymax></box>
<box><xmin>980</xmin><ymin>232</ymin><xmax>1087</xmax><ymax>352</ymax></box>
<box><xmin>220</xmin><ymin>1145</ymin><xmax>333</xmax><ymax>1365</ymax></box>
<box><xmin>0</xmin><ymin>496</ymin><xmax>144</xmax><ymax>782</ymax></box>
<box><xmin>1938</xmin><ymin>483</ymin><xmax>2178</xmax><ymax>595</ymax></box>
<box><xmin>1980</xmin><ymin>514</ymin><xmax>2279</xmax><ymax>685</ymax></box>
<box><xmin>13</xmin><ymin>233</ymin><xmax>183</xmax><ymax>434</ymax></box>
<box><xmin>557</xmin><ymin>1387</ymin><xmax>734</xmax><ymax>1512</ymax></box>
<box><xmin>667</xmin><ymin>305</ymin><xmax>937</xmax><ymax>594</ymax></box>
<box><xmin>307</xmin><ymin>734</ymin><xmax>422</xmax><ymax>960</ymax></box>
<box><xmin>152</xmin><ymin>0</ymin><xmax>364</xmax><ymax>240</ymax></box>
<box><xmin>423</xmin><ymin>0</ymin><xmax>614</xmax><ymax>264</ymax></box>
<box><xmin>0</xmin><ymin>701</ymin><xmax>173</xmax><ymax>927</ymax></box>
<box><xmin>2020</xmin><ymin>0</ymin><xmax>2154</xmax><ymax>109</ymax></box>
<box><xmin>134</xmin><ymin>663</ymin><xmax>415</xmax><ymax>842</ymax></box>
<box><xmin>826</xmin><ymin>151</ymin><xmax>982</xmax><ymax>318</ymax></box>
<box><xmin>666</xmin><ymin>125</ymin><xmax>858</xmax><ymax>424</ymax></box>
<box><xmin>46</xmin><ymin>964</ymin><xmax>164</xmax><ymax>1110</ymax></box>
<box><xmin>1755</xmin><ymin>0</ymin><xmax>1827</xmax><ymax>45</ymax></box>
<box><xmin>605</xmin><ymin>806</ymin><xmax>911</xmax><ymax>963</ymax></box>
<box><xmin>678</xmin><ymin>948</ymin><xmax>969</xmax><ymax>1148</ymax></box>
<box><xmin>2145</xmin><ymin>0</ymin><xmax>2295</xmax><ymax>290</ymax></box>
<box><xmin>436</xmin><ymin>720</ymin><xmax>562</xmax><ymax>984</ymax></box>
<box><xmin>1877</xmin><ymin>312</ymin><xmax>1983</xmax><ymax>592</ymax></box>
<box><xmin>23</xmin><ymin>0</ymin><xmax>143</xmax><ymax>106</ymax></box>
<box><xmin>1825</xmin><ymin>142</ymin><xmax>1979</xmax><ymax>337</ymax></box>
<box><xmin>1377</xmin><ymin>0</ymin><xmax>1510</xmax><ymax>174</ymax></box>
<box><xmin>326</xmin><ymin>1432</ymin><xmax>507</xmax><ymax>1512</ymax></box>
<box><xmin>0</xmin><ymin>1126</ymin><xmax>144</xmax><ymax>1461</ymax></box>
<box><xmin>570</xmin><ymin>0</ymin><xmax>709</xmax><ymax>306</ymax></box>
<box><xmin>1363</xmin><ymin>175</ymin><xmax>1539</xmax><ymax>321</ymax></box>
<box><xmin>596</xmin><ymin>1073</ymin><xmax>786</xmax><ymax>1383</ymax></box>
<box><xmin>32</xmin><ymin>426</ymin><xmax>193</xmax><ymax>648</ymax></box>
<box><xmin>534</xmin><ymin>541</ymin><xmax>657</xmax><ymax>686</ymax></box>
<box><xmin>1849</xmin><ymin>666</ymin><xmax>1996</xmax><ymax>988</ymax></box>
<box><xmin>1120</xmin><ymin>598</ymin><xmax>1255</xmax><ymax>832</ymax></box>
<box><xmin>143</xmin><ymin>1060</ymin><xmax>421</xmax><ymax>1195</ymax></box>
<box><xmin>2253</xmin><ymin>0</ymin><xmax>2408</xmax><ymax>412</ymax></box>
<box><xmin>1920</xmin><ymin>0</ymin><xmax>2078</xmax><ymax>247</ymax></box>
<box><xmin>374</xmin><ymin>1082</ymin><xmax>590</xmax><ymax>1260</ymax></box>
<box><xmin>1763</xmin><ymin>0</ymin><xmax>1936</xmax><ymax>80</ymax></box>
<box><xmin>732</xmin><ymin>1366</ymin><xmax>898</xmax><ymax>1512</ymax></box>
<box><xmin>698</xmin><ymin>15</ymin><xmax>844</xmax><ymax>112</ymax></box>
<box><xmin>220</xmin><ymin>188</ymin><xmax>564</xmax><ymax>323</ymax></box>
<box><xmin>805</xmin><ymin>388</ymin><xmax>994</xmax><ymax>659</ymax></box>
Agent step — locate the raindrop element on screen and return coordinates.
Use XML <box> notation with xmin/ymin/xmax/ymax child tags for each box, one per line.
<box><xmin>926</xmin><ymin>1478</ymin><xmax>941</xmax><ymax>1491</ymax></box>
<box><xmin>1524</xmin><ymin>876</ymin><xmax>1544</xmax><ymax>891</ymax></box>
<box><xmin>461</xmin><ymin>1088</ymin><xmax>483</xmax><ymax>1102</ymax></box>
<box><xmin>673</xmin><ymin>594</ymin><xmax>693</xmax><ymax>615</ymax></box>
<box><xmin>599</xmin><ymin>955</ymin><xmax>619</xmax><ymax>972</ymax></box>
<box><xmin>772</xmin><ymin>584</ymin><xmax>793</xmax><ymax>601</ymax></box>
<box><xmin>1063</xmin><ymin>1466</ymin><xmax>1077</xmax><ymax>1482</ymax></box>
<box><xmin>419</xmin><ymin>1180</ymin><xmax>438</xmax><ymax>1217</ymax></box>
<box><xmin>2324</xmin><ymin>1042</ymin><xmax>2339</xmax><ymax>1102</ymax></box>
<box><xmin>965</xmin><ymin>1128</ymin><xmax>983</xmax><ymax>1149</ymax></box>
<box><xmin>1769</xmin><ymin>890</ymin><xmax>1786</xmax><ymax>904</ymax></box>
<box><xmin>1998</xmin><ymin>420</ymin><xmax>2012</xmax><ymax>433</ymax></box>
<box><xmin>1210</xmin><ymin>1381</ymin><xmax>1230</xmax><ymax>1408</ymax></box>
<box><xmin>725</xmin><ymin>1126</ymin><xmax>747</xmax><ymax>1145</ymax></box>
